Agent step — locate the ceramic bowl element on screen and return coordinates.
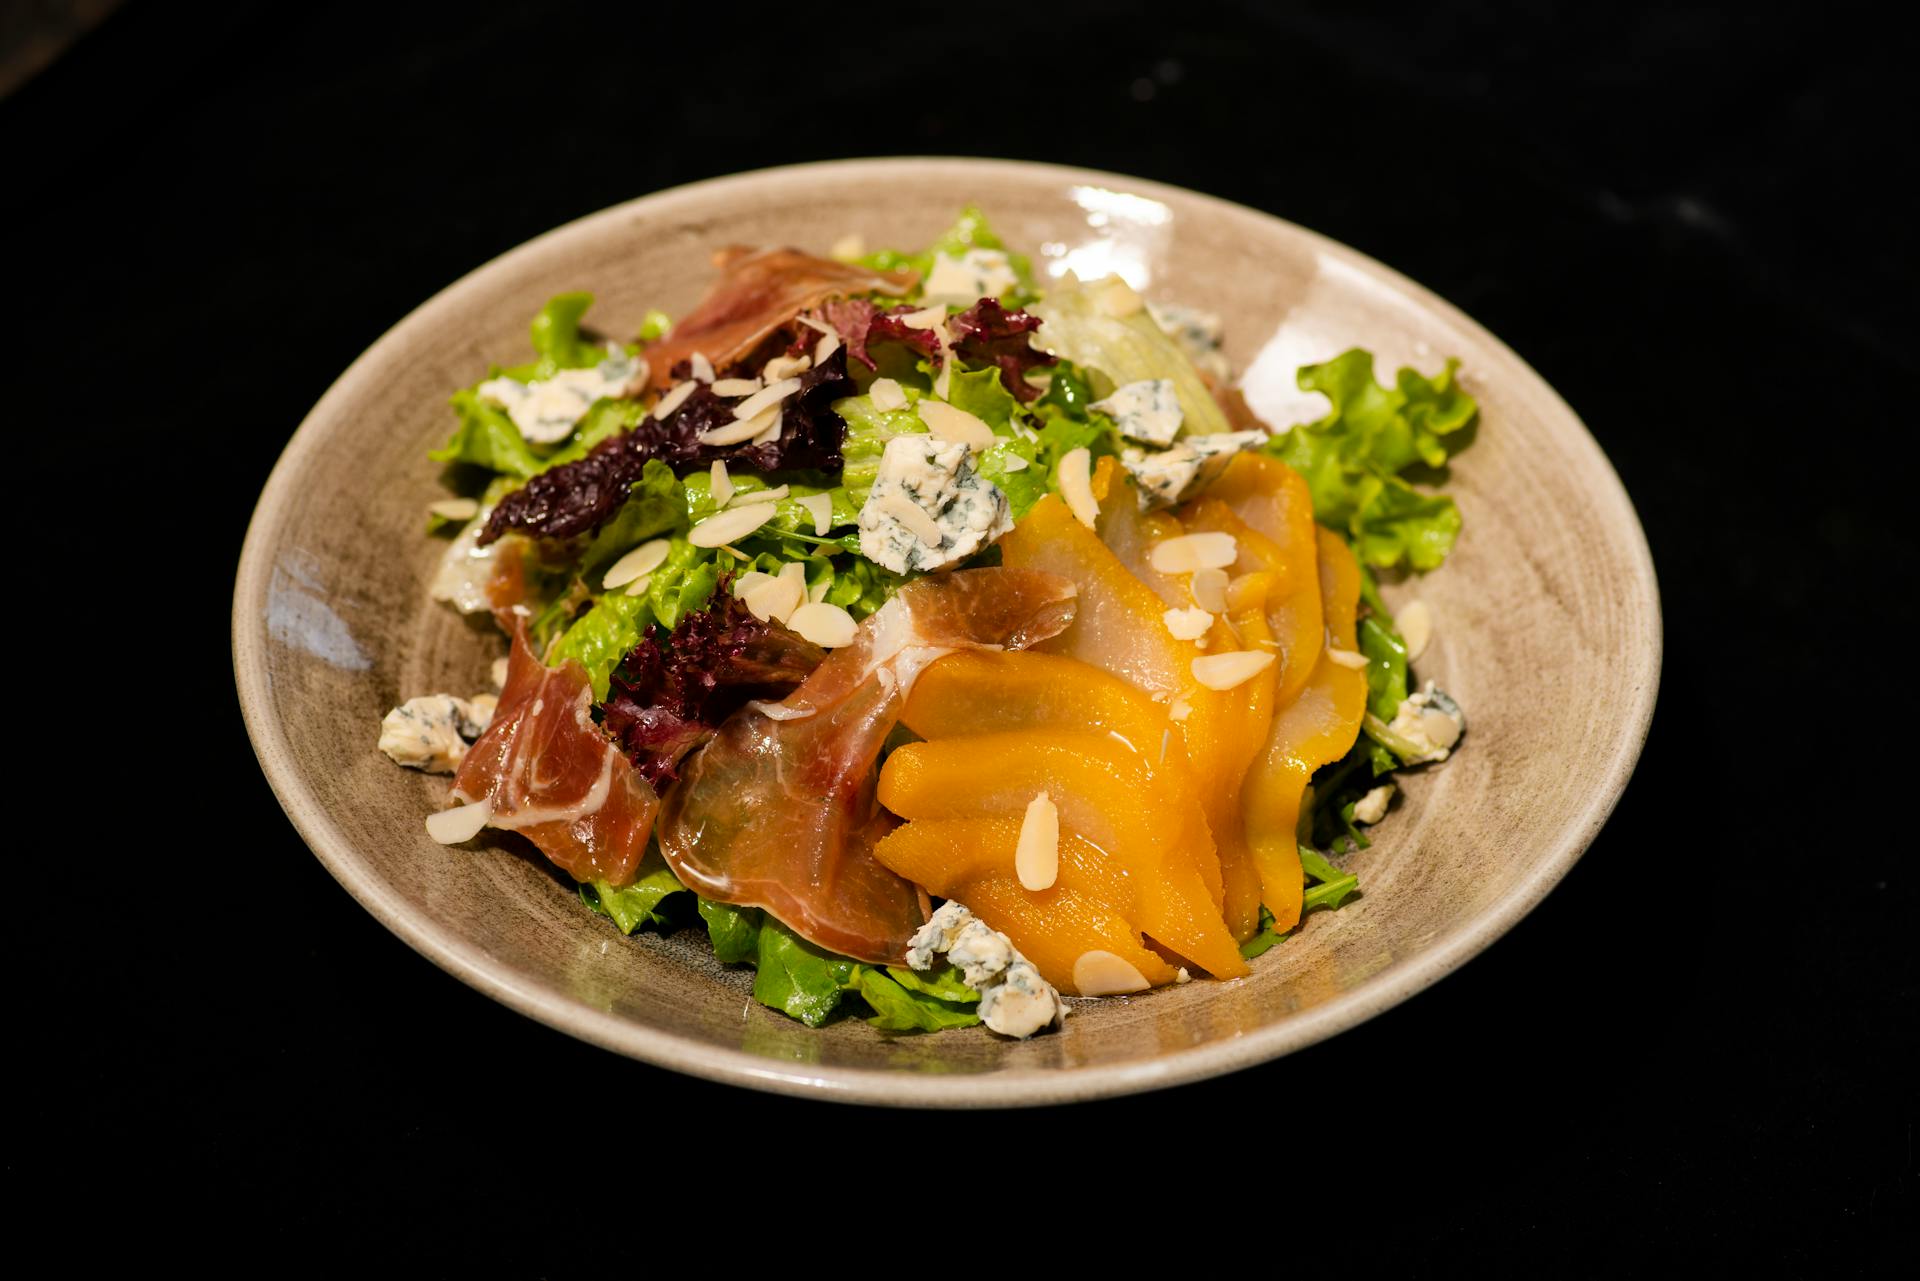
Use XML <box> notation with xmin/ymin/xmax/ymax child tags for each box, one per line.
<box><xmin>234</xmin><ymin>158</ymin><xmax>1660</xmax><ymax>1106</ymax></box>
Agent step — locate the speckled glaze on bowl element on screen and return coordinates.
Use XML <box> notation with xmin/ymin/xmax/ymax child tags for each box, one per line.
<box><xmin>233</xmin><ymin>158</ymin><xmax>1659</xmax><ymax>1106</ymax></box>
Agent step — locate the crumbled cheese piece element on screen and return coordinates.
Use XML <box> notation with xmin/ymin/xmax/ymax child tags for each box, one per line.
<box><xmin>869</xmin><ymin>377</ymin><xmax>909</xmax><ymax>412</ymax></box>
<box><xmin>1119</xmin><ymin>430</ymin><xmax>1268</xmax><ymax>511</ymax></box>
<box><xmin>1163</xmin><ymin>606</ymin><xmax>1214</xmax><ymax>641</ymax></box>
<box><xmin>476</xmin><ymin>350</ymin><xmax>646</xmax><ymax>444</ymax></box>
<box><xmin>921</xmin><ymin>248</ymin><xmax>1021</xmax><ymax>305</ymax></box>
<box><xmin>1191</xmin><ymin>650</ymin><xmax>1276</xmax><ymax>691</ymax></box>
<box><xmin>1352</xmin><ymin>784</ymin><xmax>1395</xmax><ymax>825</ymax></box>
<box><xmin>1147</xmin><ymin>300</ymin><xmax>1232</xmax><ymax>382</ymax></box>
<box><xmin>857</xmin><ymin>435</ymin><xmax>1012</xmax><ymax>574</ymax></box>
<box><xmin>430</xmin><ymin>504</ymin><xmax>507</xmax><ymax>615</ymax></box>
<box><xmin>378</xmin><ymin>693</ymin><xmax>494</xmax><ymax>773</ymax></box>
<box><xmin>1091</xmin><ymin>378</ymin><xmax>1183</xmax><ymax>446</ymax></box>
<box><xmin>905</xmin><ymin>901</ymin><xmax>1067</xmax><ymax>1039</ymax></box>
<box><xmin>1384</xmin><ymin>682</ymin><xmax>1467</xmax><ymax>763</ymax></box>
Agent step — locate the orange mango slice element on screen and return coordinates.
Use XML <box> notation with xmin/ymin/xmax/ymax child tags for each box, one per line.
<box><xmin>877</xmin><ymin>731</ymin><xmax>1248</xmax><ymax>978</ymax></box>
<box><xmin>1241</xmin><ymin>527</ymin><xmax>1369</xmax><ymax>931</ymax></box>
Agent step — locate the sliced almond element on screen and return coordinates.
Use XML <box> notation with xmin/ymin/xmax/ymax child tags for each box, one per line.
<box><xmin>876</xmin><ymin>495</ymin><xmax>944</xmax><ymax>545</ymax></box>
<box><xmin>732</xmin><ymin>570</ymin><xmax>776</xmax><ymax>598</ymax></box>
<box><xmin>428</xmin><ymin>497</ymin><xmax>479</xmax><ymax>523</ymax></box>
<box><xmin>899</xmin><ymin>306</ymin><xmax>954</xmax><ymax>398</ymax></box>
<box><xmin>710</xmin><ymin>377</ymin><xmax>762</xmax><ymax>397</ymax></box>
<box><xmin>1326</xmin><ymin>648</ymin><xmax>1370</xmax><ymax>670</ymax></box>
<box><xmin>1191</xmin><ymin>650</ymin><xmax>1276</xmax><ymax>691</ymax></box>
<box><xmin>1073</xmin><ymin>950</ymin><xmax>1151</xmax><ymax>996</ymax></box>
<box><xmin>490</xmin><ymin>657</ymin><xmax>509</xmax><ymax>689</ymax></box>
<box><xmin>898</xmin><ymin>306</ymin><xmax>946</xmax><ymax>331</ymax></box>
<box><xmin>602</xmin><ymin>537</ymin><xmax>670</xmax><ymax>589</ymax></box>
<box><xmin>808</xmin><ymin>578</ymin><xmax>830</xmax><ymax>603</ymax></box>
<box><xmin>689</xmin><ymin>351</ymin><xmax>715</xmax><ymax>383</ymax></box>
<box><xmin>762</xmin><ymin>354</ymin><xmax>812</xmax><ymax>381</ymax></box>
<box><xmin>1002</xmin><ymin>455</ymin><xmax>1029</xmax><ymax>472</ymax></box>
<box><xmin>787</xmin><ymin>601</ymin><xmax>857</xmax><ymax>648</ymax></box>
<box><xmin>425</xmin><ymin>799</ymin><xmax>491</xmax><ymax>845</ymax></box>
<box><xmin>796</xmin><ymin>492</ymin><xmax>833</xmax><ymax>536</ymax></box>
<box><xmin>1168</xmin><ymin>697</ymin><xmax>1193</xmax><ymax>722</ymax></box>
<box><xmin>1015</xmin><ymin>791</ymin><xmax>1060</xmax><ymax>891</ymax></box>
<box><xmin>1189</xmin><ymin>567</ymin><xmax>1229</xmax><ymax>613</ymax></box>
<box><xmin>830</xmin><ymin>233</ymin><xmax>866</xmax><ymax>261</ymax></box>
<box><xmin>1150</xmin><ymin>532</ymin><xmax>1238</xmax><ymax>575</ymax></box>
<box><xmin>1398</xmin><ymin>599</ymin><xmax>1433</xmax><ymax>662</ymax></box>
<box><xmin>743</xmin><ymin>574</ymin><xmax>805</xmax><ymax>625</ymax></box>
<box><xmin>918</xmin><ymin>399</ymin><xmax>995</xmax><ymax>448</ymax></box>
<box><xmin>730</xmin><ymin>484</ymin><xmax>790</xmax><ymax>506</ymax></box>
<box><xmin>751</xmin><ymin>406</ymin><xmax>784</xmax><ymax>445</ymax></box>
<box><xmin>1057</xmin><ymin>447</ymin><xmax>1098</xmax><ymax>528</ymax></box>
<box><xmin>688</xmin><ymin>503</ymin><xmax>775</xmax><ymax>547</ymax></box>
<box><xmin>699</xmin><ymin>405</ymin><xmax>777</xmax><ymax>446</ymax></box>
<box><xmin>1163</xmin><ymin>606</ymin><xmax>1214</xmax><ymax>641</ymax></box>
<box><xmin>732</xmin><ymin>377</ymin><xmax>802</xmax><ymax>422</ymax></box>
<box><xmin>814</xmin><ymin>331</ymin><xmax>841</xmax><ymax>365</ymax></box>
<box><xmin>652</xmin><ymin>379</ymin><xmax>696</xmax><ymax>420</ymax></box>
<box><xmin>776</xmin><ymin>560</ymin><xmax>807</xmax><ymax>591</ymax></box>
<box><xmin>869</xmin><ymin>377</ymin><xmax>908</xmax><ymax>412</ymax></box>
<box><xmin>709</xmin><ymin>460</ymin><xmax>733</xmax><ymax>508</ymax></box>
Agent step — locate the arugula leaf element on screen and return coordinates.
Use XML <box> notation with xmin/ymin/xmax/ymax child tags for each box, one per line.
<box><xmin>1300</xmin><ymin>847</ymin><xmax>1361</xmax><ymax>911</ymax></box>
<box><xmin>697</xmin><ymin>899</ymin><xmax>761</xmax><ymax>964</ymax></box>
<box><xmin>1265</xmin><ymin>350</ymin><xmax>1477</xmax><ymax>572</ymax></box>
<box><xmin>1355</xmin><ymin>563</ymin><xmax>1412</xmax><ymax>774</ymax></box>
<box><xmin>577</xmin><ymin>856</ymin><xmax>687</xmax><ymax>934</ymax></box>
<box><xmin>751</xmin><ymin>917</ymin><xmax>859</xmax><ymax>1028</ymax></box>
<box><xmin>852</xmin><ymin>968</ymin><xmax>982</xmax><ymax>1032</ymax></box>
<box><xmin>1240</xmin><ymin>904</ymin><xmax>1286</xmax><ymax>959</ymax></box>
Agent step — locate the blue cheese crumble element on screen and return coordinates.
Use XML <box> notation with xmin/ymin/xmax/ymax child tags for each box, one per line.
<box><xmin>476</xmin><ymin>346</ymin><xmax>646</xmax><ymax>445</ymax></box>
<box><xmin>921</xmin><ymin>248</ymin><xmax>1021</xmax><ymax>306</ymax></box>
<box><xmin>1092</xmin><ymin>378</ymin><xmax>1183</xmax><ymax>446</ymax></box>
<box><xmin>1119</xmin><ymin>430</ymin><xmax>1268</xmax><ymax>510</ymax></box>
<box><xmin>857</xmin><ymin>435</ymin><xmax>1013</xmax><ymax>574</ymax></box>
<box><xmin>1352</xmin><ymin>783</ymin><xmax>1395</xmax><ymax>825</ymax></box>
<box><xmin>1148</xmin><ymin>300</ymin><xmax>1232</xmax><ymax>382</ymax></box>
<box><xmin>378</xmin><ymin>693</ymin><xmax>497</xmax><ymax>773</ymax></box>
<box><xmin>906</xmin><ymin>901</ymin><xmax>1067</xmax><ymax>1039</ymax></box>
<box><xmin>1384</xmin><ymin>682</ymin><xmax>1467</xmax><ymax>764</ymax></box>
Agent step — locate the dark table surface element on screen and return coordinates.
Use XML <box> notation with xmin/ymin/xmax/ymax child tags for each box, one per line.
<box><xmin>17</xmin><ymin>1</ymin><xmax>1910</xmax><ymax>1269</ymax></box>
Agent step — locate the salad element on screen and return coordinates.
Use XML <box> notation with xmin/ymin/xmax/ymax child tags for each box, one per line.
<box><xmin>378</xmin><ymin>208</ymin><xmax>1479</xmax><ymax>1038</ymax></box>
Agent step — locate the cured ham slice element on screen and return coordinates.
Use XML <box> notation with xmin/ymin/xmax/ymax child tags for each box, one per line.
<box><xmin>642</xmin><ymin>247</ymin><xmax>915</xmax><ymax>389</ymax></box>
<box><xmin>446</xmin><ymin>625</ymin><xmax>659</xmax><ymax>886</ymax></box>
<box><xmin>656</xmin><ymin>568</ymin><xmax>1078</xmax><ymax>964</ymax></box>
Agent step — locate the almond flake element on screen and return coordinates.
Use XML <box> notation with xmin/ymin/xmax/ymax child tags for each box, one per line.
<box><xmin>1002</xmin><ymin>455</ymin><xmax>1028</xmax><ymax>472</ymax></box>
<box><xmin>1163</xmin><ymin>606</ymin><xmax>1214</xmax><ymax>641</ymax></box>
<box><xmin>732</xmin><ymin>377</ymin><xmax>802</xmax><ymax>422</ymax></box>
<box><xmin>1057</xmin><ymin>447</ymin><xmax>1098</xmax><ymax>528</ymax></box>
<box><xmin>869</xmin><ymin>377</ymin><xmax>908</xmax><ymax>412</ymax></box>
<box><xmin>917</xmin><ymin>399</ymin><xmax>995</xmax><ymax>448</ymax></box>
<box><xmin>1015</xmin><ymin>791</ymin><xmax>1060</xmax><ymax>891</ymax></box>
<box><xmin>1168</xmin><ymin>698</ymin><xmax>1193</xmax><ymax>722</ymax></box>
<box><xmin>796</xmin><ymin>492</ymin><xmax>833</xmax><ymax>536</ymax></box>
<box><xmin>1189</xmin><ymin>567</ymin><xmax>1229</xmax><ymax>613</ymax></box>
<box><xmin>732</xmin><ymin>571</ymin><xmax>776</xmax><ymax>598</ymax></box>
<box><xmin>623</xmin><ymin>573</ymin><xmax>653</xmax><ymax>597</ymax></box>
<box><xmin>698</xmin><ymin>406</ymin><xmax>777</xmax><ymax>446</ymax></box>
<box><xmin>876</xmin><ymin>494</ymin><xmax>944</xmax><ymax>545</ymax></box>
<box><xmin>689</xmin><ymin>351</ymin><xmax>716</xmax><ymax>383</ymax></box>
<box><xmin>1150</xmin><ymin>532</ymin><xmax>1238</xmax><ymax>575</ymax></box>
<box><xmin>428</xmin><ymin>498</ymin><xmax>479</xmax><ymax>523</ymax></box>
<box><xmin>743</xmin><ymin>574</ymin><xmax>805</xmax><ymax>625</ymax></box>
<box><xmin>652</xmin><ymin>379</ymin><xmax>696</xmax><ymax>420</ymax></box>
<box><xmin>899</xmin><ymin>306</ymin><xmax>954</xmax><ymax>398</ymax></box>
<box><xmin>1191</xmin><ymin>650</ymin><xmax>1276</xmax><ymax>691</ymax></box>
<box><xmin>1073</xmin><ymin>950</ymin><xmax>1151</xmax><ymax>996</ymax></box>
<box><xmin>1398</xmin><ymin>599</ymin><xmax>1434</xmax><ymax>662</ymax></box>
<box><xmin>814</xmin><ymin>331</ymin><xmax>841</xmax><ymax>365</ymax></box>
<box><xmin>830</xmin><ymin>233</ymin><xmax>866</xmax><ymax>261</ymax></box>
<box><xmin>1326</xmin><ymin>648</ymin><xmax>1370</xmax><ymax>670</ymax></box>
<box><xmin>425</xmin><ymin>799</ymin><xmax>491</xmax><ymax>845</ymax></box>
<box><xmin>710</xmin><ymin>460</ymin><xmax>733</xmax><ymax>508</ymax></box>
<box><xmin>751</xmin><ymin>406</ymin><xmax>783</xmax><ymax>445</ymax></box>
<box><xmin>688</xmin><ymin>503</ymin><xmax>775</xmax><ymax>547</ymax></box>
<box><xmin>730</xmin><ymin>484</ymin><xmax>790</xmax><ymax>506</ymax></box>
<box><xmin>787</xmin><ymin>601</ymin><xmax>857</xmax><ymax>648</ymax></box>
<box><xmin>762</xmin><ymin>354</ymin><xmax>812</xmax><ymax>381</ymax></box>
<box><xmin>602</xmin><ymin>537</ymin><xmax>670</xmax><ymax>589</ymax></box>
<box><xmin>710</xmin><ymin>377</ymin><xmax>762</xmax><ymax>397</ymax></box>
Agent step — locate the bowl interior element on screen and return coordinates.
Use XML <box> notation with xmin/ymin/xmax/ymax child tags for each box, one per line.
<box><xmin>234</xmin><ymin>158</ymin><xmax>1658</xmax><ymax>1105</ymax></box>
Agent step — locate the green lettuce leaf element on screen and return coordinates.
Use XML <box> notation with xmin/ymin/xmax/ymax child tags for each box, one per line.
<box><xmin>1355</xmin><ymin>563</ymin><xmax>1411</xmax><ymax>774</ymax></box>
<box><xmin>546</xmin><ymin>534</ymin><xmax>721</xmax><ymax>698</ymax></box>
<box><xmin>1265</xmin><ymin>350</ymin><xmax>1477</xmax><ymax>572</ymax></box>
<box><xmin>856</xmin><ymin>205</ymin><xmax>1037</xmax><ymax>303</ymax></box>
<box><xmin>886</xmin><ymin>965</ymin><xmax>979</xmax><ymax>1004</ymax></box>
<box><xmin>751</xmin><ymin>917</ymin><xmax>859</xmax><ymax>1028</ymax></box>
<box><xmin>433</xmin><ymin>390</ymin><xmax>543</xmax><ymax>478</ymax></box>
<box><xmin>852</xmin><ymin>968</ymin><xmax>981</xmax><ymax>1032</ymax></box>
<box><xmin>578</xmin><ymin>856</ymin><xmax>688</xmax><ymax>934</ymax></box>
<box><xmin>697</xmin><ymin>899</ymin><xmax>761</xmax><ymax>964</ymax></box>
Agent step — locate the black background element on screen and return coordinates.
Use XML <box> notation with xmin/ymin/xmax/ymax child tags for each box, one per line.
<box><xmin>15</xmin><ymin>0</ymin><xmax>1910</xmax><ymax>1270</ymax></box>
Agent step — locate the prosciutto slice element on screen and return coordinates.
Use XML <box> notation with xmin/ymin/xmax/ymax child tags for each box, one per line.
<box><xmin>641</xmin><ymin>247</ymin><xmax>914</xmax><ymax>389</ymax></box>
<box><xmin>656</xmin><ymin>568</ymin><xmax>1079</xmax><ymax>963</ymax></box>
<box><xmin>446</xmin><ymin>625</ymin><xmax>659</xmax><ymax>886</ymax></box>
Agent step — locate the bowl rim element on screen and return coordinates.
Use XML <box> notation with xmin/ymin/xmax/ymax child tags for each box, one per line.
<box><xmin>233</xmin><ymin>156</ymin><xmax>1661</xmax><ymax>1107</ymax></box>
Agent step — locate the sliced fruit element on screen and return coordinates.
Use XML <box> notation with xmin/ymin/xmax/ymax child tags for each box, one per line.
<box><xmin>957</xmin><ymin>875</ymin><xmax>1178</xmax><ymax>995</ymax></box>
<box><xmin>1196</xmin><ymin>453</ymin><xmax>1324</xmax><ymax>710</ymax></box>
<box><xmin>1242</xmin><ymin>527</ymin><xmax>1369</xmax><ymax>931</ymax></box>
<box><xmin>877</xmin><ymin>732</ymin><xmax>1247</xmax><ymax>978</ymax></box>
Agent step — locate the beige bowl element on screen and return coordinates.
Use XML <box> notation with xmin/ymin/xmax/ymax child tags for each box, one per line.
<box><xmin>233</xmin><ymin>158</ymin><xmax>1659</xmax><ymax>1106</ymax></box>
